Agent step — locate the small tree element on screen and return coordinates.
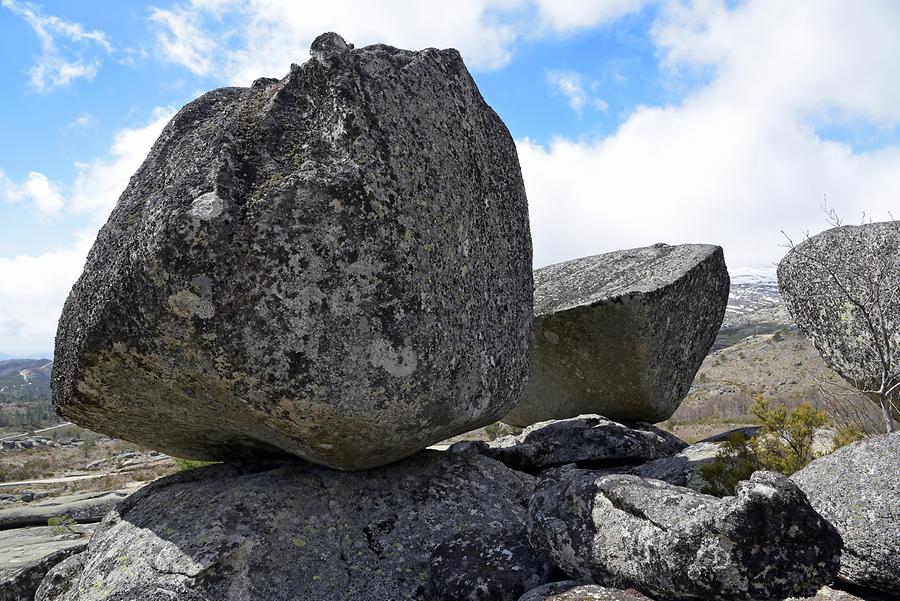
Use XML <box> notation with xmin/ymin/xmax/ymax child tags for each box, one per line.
<box><xmin>780</xmin><ymin>207</ymin><xmax>900</xmax><ymax>433</ymax></box>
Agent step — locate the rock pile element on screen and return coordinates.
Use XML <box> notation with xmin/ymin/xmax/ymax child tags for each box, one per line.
<box><xmin>503</xmin><ymin>243</ymin><xmax>729</xmax><ymax>427</ymax></box>
<box><xmin>527</xmin><ymin>470</ymin><xmax>841</xmax><ymax>601</ymax></box>
<box><xmin>35</xmin><ymin>30</ymin><xmax>887</xmax><ymax>601</ymax></box>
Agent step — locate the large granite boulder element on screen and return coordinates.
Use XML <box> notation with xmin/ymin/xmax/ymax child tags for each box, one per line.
<box><xmin>778</xmin><ymin>222</ymin><xmax>900</xmax><ymax>429</ymax></box>
<box><xmin>51</xmin><ymin>33</ymin><xmax>533</xmax><ymax>470</ymax></box>
<box><xmin>0</xmin><ymin>525</ymin><xmax>93</xmax><ymax>601</ymax></box>
<box><xmin>792</xmin><ymin>433</ymin><xmax>900</xmax><ymax>594</ymax></box>
<box><xmin>35</xmin><ymin>451</ymin><xmax>537</xmax><ymax>601</ymax></box>
<box><xmin>504</xmin><ymin>244</ymin><xmax>728</xmax><ymax>426</ymax></box>
<box><xmin>527</xmin><ymin>470</ymin><xmax>840</xmax><ymax>600</ymax></box>
<box><xmin>449</xmin><ymin>415</ymin><xmax>686</xmax><ymax>473</ymax></box>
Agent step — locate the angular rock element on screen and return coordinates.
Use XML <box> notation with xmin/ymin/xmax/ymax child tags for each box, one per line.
<box><xmin>0</xmin><ymin>525</ymin><xmax>93</xmax><ymax>601</ymax></box>
<box><xmin>787</xmin><ymin>585</ymin><xmax>895</xmax><ymax>601</ymax></box>
<box><xmin>518</xmin><ymin>581</ymin><xmax>652</xmax><ymax>601</ymax></box>
<box><xmin>0</xmin><ymin>489</ymin><xmax>132</xmax><ymax>530</ymax></box>
<box><xmin>527</xmin><ymin>470</ymin><xmax>840</xmax><ymax>600</ymax></box>
<box><xmin>429</xmin><ymin>526</ymin><xmax>553</xmax><ymax>601</ymax></box>
<box><xmin>791</xmin><ymin>433</ymin><xmax>900</xmax><ymax>594</ymax></box>
<box><xmin>628</xmin><ymin>440</ymin><xmax>721</xmax><ymax>491</ymax></box>
<box><xmin>778</xmin><ymin>221</ymin><xmax>900</xmax><ymax>429</ymax></box>
<box><xmin>504</xmin><ymin>244</ymin><xmax>729</xmax><ymax>426</ymax></box>
<box><xmin>449</xmin><ymin>415</ymin><xmax>686</xmax><ymax>473</ymax></box>
<box><xmin>35</xmin><ymin>451</ymin><xmax>534</xmax><ymax>601</ymax></box>
<box><xmin>51</xmin><ymin>32</ymin><xmax>533</xmax><ymax>470</ymax></box>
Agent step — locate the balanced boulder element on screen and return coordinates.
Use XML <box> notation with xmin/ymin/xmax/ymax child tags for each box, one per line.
<box><xmin>527</xmin><ymin>470</ymin><xmax>840</xmax><ymax>600</ymax></box>
<box><xmin>503</xmin><ymin>244</ymin><xmax>728</xmax><ymax>426</ymax></box>
<box><xmin>792</xmin><ymin>433</ymin><xmax>900</xmax><ymax>594</ymax></box>
<box><xmin>778</xmin><ymin>221</ymin><xmax>900</xmax><ymax>430</ymax></box>
<box><xmin>51</xmin><ymin>33</ymin><xmax>533</xmax><ymax>470</ymax></box>
<box><xmin>36</xmin><ymin>451</ymin><xmax>534</xmax><ymax>601</ymax></box>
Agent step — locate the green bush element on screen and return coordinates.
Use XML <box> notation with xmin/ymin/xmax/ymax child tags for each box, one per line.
<box><xmin>172</xmin><ymin>457</ymin><xmax>219</xmax><ymax>471</ymax></box>
<box><xmin>48</xmin><ymin>515</ymin><xmax>78</xmax><ymax>536</ymax></box>
<box><xmin>700</xmin><ymin>397</ymin><xmax>837</xmax><ymax>496</ymax></box>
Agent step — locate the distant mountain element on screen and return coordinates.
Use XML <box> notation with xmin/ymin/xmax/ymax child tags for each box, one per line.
<box><xmin>0</xmin><ymin>358</ymin><xmax>53</xmax><ymax>402</ymax></box>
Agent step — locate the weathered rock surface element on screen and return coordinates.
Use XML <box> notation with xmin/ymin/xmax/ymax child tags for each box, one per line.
<box><xmin>36</xmin><ymin>451</ymin><xmax>536</xmax><ymax>601</ymax></box>
<box><xmin>792</xmin><ymin>433</ymin><xmax>900</xmax><ymax>594</ymax></box>
<box><xmin>787</xmin><ymin>585</ymin><xmax>896</xmax><ymax>601</ymax></box>
<box><xmin>449</xmin><ymin>415</ymin><xmax>686</xmax><ymax>473</ymax></box>
<box><xmin>527</xmin><ymin>470</ymin><xmax>840</xmax><ymax>600</ymax></box>
<box><xmin>518</xmin><ymin>581</ymin><xmax>652</xmax><ymax>601</ymax></box>
<box><xmin>627</xmin><ymin>440</ymin><xmax>721</xmax><ymax>491</ymax></box>
<box><xmin>778</xmin><ymin>222</ymin><xmax>900</xmax><ymax>422</ymax></box>
<box><xmin>52</xmin><ymin>32</ymin><xmax>533</xmax><ymax>470</ymax></box>
<box><xmin>504</xmin><ymin>244</ymin><xmax>729</xmax><ymax>426</ymax></box>
<box><xmin>429</xmin><ymin>526</ymin><xmax>553</xmax><ymax>601</ymax></box>
<box><xmin>0</xmin><ymin>489</ymin><xmax>132</xmax><ymax>530</ymax></box>
<box><xmin>0</xmin><ymin>525</ymin><xmax>93</xmax><ymax>601</ymax></box>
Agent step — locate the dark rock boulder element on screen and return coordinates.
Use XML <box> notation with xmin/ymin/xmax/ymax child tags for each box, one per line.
<box><xmin>429</xmin><ymin>526</ymin><xmax>553</xmax><ymax>601</ymax></box>
<box><xmin>449</xmin><ymin>415</ymin><xmax>686</xmax><ymax>473</ymax></box>
<box><xmin>792</xmin><ymin>433</ymin><xmax>900</xmax><ymax>594</ymax></box>
<box><xmin>504</xmin><ymin>244</ymin><xmax>728</xmax><ymax>426</ymax></box>
<box><xmin>51</xmin><ymin>32</ymin><xmax>533</xmax><ymax>470</ymax></box>
<box><xmin>778</xmin><ymin>221</ymin><xmax>900</xmax><ymax>430</ymax></box>
<box><xmin>628</xmin><ymin>440</ymin><xmax>721</xmax><ymax>491</ymax></box>
<box><xmin>527</xmin><ymin>470</ymin><xmax>840</xmax><ymax>600</ymax></box>
<box><xmin>35</xmin><ymin>451</ymin><xmax>535</xmax><ymax>601</ymax></box>
<box><xmin>518</xmin><ymin>581</ymin><xmax>652</xmax><ymax>601</ymax></box>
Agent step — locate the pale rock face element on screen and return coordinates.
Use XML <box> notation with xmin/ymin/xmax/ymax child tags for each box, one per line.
<box><xmin>504</xmin><ymin>243</ymin><xmax>729</xmax><ymax>426</ymax></box>
<box><xmin>527</xmin><ymin>470</ymin><xmax>841</xmax><ymax>600</ymax></box>
<box><xmin>51</xmin><ymin>32</ymin><xmax>533</xmax><ymax>470</ymax></box>
<box><xmin>792</xmin><ymin>433</ymin><xmax>900</xmax><ymax>595</ymax></box>
<box><xmin>778</xmin><ymin>221</ymin><xmax>900</xmax><ymax>395</ymax></box>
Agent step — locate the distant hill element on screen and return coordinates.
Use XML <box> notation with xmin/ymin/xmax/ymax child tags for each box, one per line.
<box><xmin>673</xmin><ymin>274</ymin><xmax>885</xmax><ymax>433</ymax></box>
<box><xmin>0</xmin><ymin>358</ymin><xmax>52</xmax><ymax>401</ymax></box>
<box><xmin>0</xmin><ymin>358</ymin><xmax>56</xmax><ymax>429</ymax></box>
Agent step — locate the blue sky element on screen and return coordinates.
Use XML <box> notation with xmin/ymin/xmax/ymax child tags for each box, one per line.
<box><xmin>2</xmin><ymin>0</ymin><xmax>900</xmax><ymax>356</ymax></box>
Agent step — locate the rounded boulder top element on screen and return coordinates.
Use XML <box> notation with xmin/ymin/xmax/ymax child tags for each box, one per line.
<box><xmin>51</xmin><ymin>33</ymin><xmax>533</xmax><ymax>470</ymax></box>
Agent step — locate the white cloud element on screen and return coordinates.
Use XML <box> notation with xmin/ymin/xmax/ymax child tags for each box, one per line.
<box><xmin>67</xmin><ymin>113</ymin><xmax>96</xmax><ymax>129</ymax></box>
<box><xmin>546</xmin><ymin>69</ymin><xmax>608</xmax><ymax>113</ymax></box>
<box><xmin>147</xmin><ymin>0</ymin><xmax>653</xmax><ymax>84</ymax></box>
<box><xmin>522</xmin><ymin>0</ymin><xmax>900</xmax><ymax>270</ymax></box>
<box><xmin>2</xmin><ymin>0</ymin><xmax>112</xmax><ymax>92</ymax></box>
<box><xmin>70</xmin><ymin>108</ymin><xmax>174</xmax><ymax>215</ymax></box>
<box><xmin>0</xmin><ymin>109</ymin><xmax>174</xmax><ymax>355</ymax></box>
<box><xmin>0</xmin><ymin>233</ymin><xmax>94</xmax><ymax>356</ymax></box>
<box><xmin>0</xmin><ymin>170</ymin><xmax>65</xmax><ymax>216</ymax></box>
<box><xmin>532</xmin><ymin>0</ymin><xmax>650</xmax><ymax>32</ymax></box>
<box><xmin>149</xmin><ymin>6</ymin><xmax>216</xmax><ymax>76</ymax></box>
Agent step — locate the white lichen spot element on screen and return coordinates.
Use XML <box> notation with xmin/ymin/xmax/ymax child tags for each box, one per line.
<box><xmin>190</xmin><ymin>191</ymin><xmax>225</xmax><ymax>221</ymax></box>
<box><xmin>168</xmin><ymin>289</ymin><xmax>215</xmax><ymax>319</ymax></box>
<box><xmin>369</xmin><ymin>339</ymin><xmax>418</xmax><ymax>377</ymax></box>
